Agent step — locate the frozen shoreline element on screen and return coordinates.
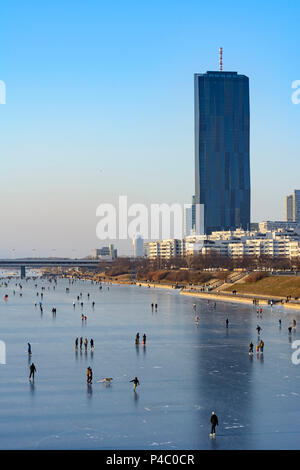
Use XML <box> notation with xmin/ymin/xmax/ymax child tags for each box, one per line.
<box><xmin>67</xmin><ymin>275</ymin><xmax>300</xmax><ymax>311</ymax></box>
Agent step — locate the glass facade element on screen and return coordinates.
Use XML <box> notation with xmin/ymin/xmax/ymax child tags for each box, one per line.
<box><xmin>194</xmin><ymin>71</ymin><xmax>250</xmax><ymax>234</ymax></box>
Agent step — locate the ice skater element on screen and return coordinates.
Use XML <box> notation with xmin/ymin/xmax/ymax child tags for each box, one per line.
<box><xmin>210</xmin><ymin>411</ymin><xmax>219</xmax><ymax>437</ymax></box>
<box><xmin>256</xmin><ymin>325</ymin><xmax>261</xmax><ymax>335</ymax></box>
<box><xmin>226</xmin><ymin>318</ymin><xmax>229</xmax><ymax>328</ymax></box>
<box><xmin>142</xmin><ymin>334</ymin><xmax>146</xmax><ymax>345</ymax></box>
<box><xmin>87</xmin><ymin>366</ymin><xmax>93</xmax><ymax>384</ymax></box>
<box><xmin>29</xmin><ymin>363</ymin><xmax>36</xmax><ymax>382</ymax></box>
<box><xmin>28</xmin><ymin>343</ymin><xmax>32</xmax><ymax>355</ymax></box>
<box><xmin>135</xmin><ymin>333</ymin><xmax>140</xmax><ymax>345</ymax></box>
<box><xmin>130</xmin><ymin>376</ymin><xmax>140</xmax><ymax>392</ymax></box>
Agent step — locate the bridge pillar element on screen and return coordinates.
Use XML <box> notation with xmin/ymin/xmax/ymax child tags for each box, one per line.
<box><xmin>20</xmin><ymin>266</ymin><xmax>26</xmax><ymax>279</ymax></box>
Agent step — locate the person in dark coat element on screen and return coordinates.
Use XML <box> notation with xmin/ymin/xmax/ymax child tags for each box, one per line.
<box><xmin>130</xmin><ymin>377</ymin><xmax>140</xmax><ymax>392</ymax></box>
<box><xmin>210</xmin><ymin>411</ymin><xmax>219</xmax><ymax>436</ymax></box>
<box><xmin>29</xmin><ymin>363</ymin><xmax>36</xmax><ymax>382</ymax></box>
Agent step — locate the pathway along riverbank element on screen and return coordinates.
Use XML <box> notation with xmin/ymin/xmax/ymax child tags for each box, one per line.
<box><xmin>138</xmin><ymin>282</ymin><xmax>300</xmax><ymax>310</ymax></box>
<box><xmin>139</xmin><ymin>282</ymin><xmax>300</xmax><ymax>310</ymax></box>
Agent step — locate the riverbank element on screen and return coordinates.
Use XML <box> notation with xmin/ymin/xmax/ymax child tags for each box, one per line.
<box><xmin>136</xmin><ymin>281</ymin><xmax>178</xmax><ymax>290</ymax></box>
<box><xmin>62</xmin><ymin>270</ymin><xmax>300</xmax><ymax>310</ymax></box>
<box><xmin>180</xmin><ymin>290</ymin><xmax>300</xmax><ymax>310</ymax></box>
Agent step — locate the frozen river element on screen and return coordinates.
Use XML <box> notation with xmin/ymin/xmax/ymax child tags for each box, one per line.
<box><xmin>0</xmin><ymin>276</ymin><xmax>300</xmax><ymax>450</ymax></box>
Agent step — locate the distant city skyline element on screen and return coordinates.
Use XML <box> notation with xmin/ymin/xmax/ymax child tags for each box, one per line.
<box><xmin>0</xmin><ymin>1</ymin><xmax>300</xmax><ymax>256</ymax></box>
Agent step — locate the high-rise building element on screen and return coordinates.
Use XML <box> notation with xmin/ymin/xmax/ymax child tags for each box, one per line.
<box><xmin>293</xmin><ymin>190</ymin><xmax>300</xmax><ymax>223</ymax></box>
<box><xmin>285</xmin><ymin>195</ymin><xmax>293</xmax><ymax>222</ymax></box>
<box><xmin>284</xmin><ymin>191</ymin><xmax>300</xmax><ymax>223</ymax></box>
<box><xmin>194</xmin><ymin>67</ymin><xmax>250</xmax><ymax>234</ymax></box>
<box><xmin>191</xmin><ymin>195</ymin><xmax>196</xmax><ymax>233</ymax></box>
<box><xmin>183</xmin><ymin>206</ymin><xmax>193</xmax><ymax>237</ymax></box>
<box><xmin>132</xmin><ymin>235</ymin><xmax>144</xmax><ymax>258</ymax></box>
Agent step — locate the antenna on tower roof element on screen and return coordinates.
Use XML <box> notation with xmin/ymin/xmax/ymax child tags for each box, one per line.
<box><xmin>219</xmin><ymin>47</ymin><xmax>223</xmax><ymax>71</ymax></box>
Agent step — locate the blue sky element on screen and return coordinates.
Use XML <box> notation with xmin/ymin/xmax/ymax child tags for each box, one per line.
<box><xmin>0</xmin><ymin>0</ymin><xmax>300</xmax><ymax>256</ymax></box>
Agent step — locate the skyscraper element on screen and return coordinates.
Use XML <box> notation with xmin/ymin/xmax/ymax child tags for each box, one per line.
<box><xmin>183</xmin><ymin>205</ymin><xmax>193</xmax><ymax>237</ymax></box>
<box><xmin>132</xmin><ymin>235</ymin><xmax>144</xmax><ymax>258</ymax></box>
<box><xmin>284</xmin><ymin>190</ymin><xmax>300</xmax><ymax>223</ymax></box>
<box><xmin>194</xmin><ymin>66</ymin><xmax>250</xmax><ymax>234</ymax></box>
<box><xmin>285</xmin><ymin>195</ymin><xmax>293</xmax><ymax>222</ymax></box>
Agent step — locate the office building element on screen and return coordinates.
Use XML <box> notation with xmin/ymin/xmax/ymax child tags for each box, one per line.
<box><xmin>94</xmin><ymin>244</ymin><xmax>117</xmax><ymax>260</ymax></box>
<box><xmin>285</xmin><ymin>195</ymin><xmax>293</xmax><ymax>222</ymax></box>
<box><xmin>194</xmin><ymin>66</ymin><xmax>250</xmax><ymax>234</ymax></box>
<box><xmin>285</xmin><ymin>190</ymin><xmax>300</xmax><ymax>223</ymax></box>
<box><xmin>132</xmin><ymin>236</ymin><xmax>144</xmax><ymax>258</ymax></box>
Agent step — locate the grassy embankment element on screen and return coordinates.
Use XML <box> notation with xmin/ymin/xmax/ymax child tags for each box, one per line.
<box><xmin>224</xmin><ymin>275</ymin><xmax>300</xmax><ymax>299</ymax></box>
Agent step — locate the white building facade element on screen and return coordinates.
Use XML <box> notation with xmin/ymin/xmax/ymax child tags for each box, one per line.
<box><xmin>145</xmin><ymin>228</ymin><xmax>300</xmax><ymax>260</ymax></box>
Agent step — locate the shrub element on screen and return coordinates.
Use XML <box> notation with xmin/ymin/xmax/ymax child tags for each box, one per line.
<box><xmin>244</xmin><ymin>272</ymin><xmax>268</xmax><ymax>283</ymax></box>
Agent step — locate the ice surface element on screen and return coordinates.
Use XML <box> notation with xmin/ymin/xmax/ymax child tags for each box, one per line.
<box><xmin>0</xmin><ymin>277</ymin><xmax>299</xmax><ymax>449</ymax></box>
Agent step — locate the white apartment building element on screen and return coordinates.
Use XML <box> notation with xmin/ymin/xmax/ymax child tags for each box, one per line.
<box><xmin>145</xmin><ymin>239</ymin><xmax>185</xmax><ymax>260</ymax></box>
<box><xmin>145</xmin><ymin>227</ymin><xmax>300</xmax><ymax>260</ymax></box>
<box><xmin>259</xmin><ymin>220</ymin><xmax>298</xmax><ymax>232</ymax></box>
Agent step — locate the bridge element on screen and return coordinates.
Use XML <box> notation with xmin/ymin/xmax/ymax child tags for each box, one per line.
<box><xmin>0</xmin><ymin>258</ymin><xmax>106</xmax><ymax>278</ymax></box>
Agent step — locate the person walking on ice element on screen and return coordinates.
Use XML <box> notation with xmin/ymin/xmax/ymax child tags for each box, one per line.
<box><xmin>29</xmin><ymin>363</ymin><xmax>36</xmax><ymax>382</ymax></box>
<box><xmin>210</xmin><ymin>411</ymin><xmax>219</xmax><ymax>437</ymax></box>
<box><xmin>87</xmin><ymin>367</ymin><xmax>93</xmax><ymax>384</ymax></box>
<box><xmin>256</xmin><ymin>325</ymin><xmax>261</xmax><ymax>335</ymax></box>
<box><xmin>130</xmin><ymin>376</ymin><xmax>140</xmax><ymax>392</ymax></box>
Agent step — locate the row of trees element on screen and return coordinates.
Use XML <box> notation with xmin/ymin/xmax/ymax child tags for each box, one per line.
<box><xmin>97</xmin><ymin>253</ymin><xmax>300</xmax><ymax>280</ymax></box>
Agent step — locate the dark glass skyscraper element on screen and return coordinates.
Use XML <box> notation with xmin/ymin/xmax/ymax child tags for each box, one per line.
<box><xmin>194</xmin><ymin>70</ymin><xmax>250</xmax><ymax>234</ymax></box>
